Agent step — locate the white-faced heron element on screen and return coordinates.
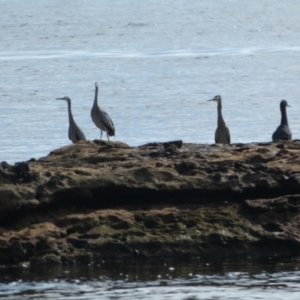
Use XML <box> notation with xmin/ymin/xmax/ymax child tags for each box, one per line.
<box><xmin>91</xmin><ymin>82</ymin><xmax>115</xmax><ymax>142</ymax></box>
<box><xmin>56</xmin><ymin>96</ymin><xmax>86</xmax><ymax>143</ymax></box>
<box><xmin>208</xmin><ymin>95</ymin><xmax>231</xmax><ymax>144</ymax></box>
<box><xmin>272</xmin><ymin>100</ymin><xmax>292</xmax><ymax>141</ymax></box>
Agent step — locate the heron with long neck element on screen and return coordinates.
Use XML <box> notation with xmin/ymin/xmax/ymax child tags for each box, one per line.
<box><xmin>208</xmin><ymin>95</ymin><xmax>231</xmax><ymax>144</ymax></box>
<box><xmin>91</xmin><ymin>82</ymin><xmax>115</xmax><ymax>142</ymax></box>
<box><xmin>272</xmin><ymin>100</ymin><xmax>292</xmax><ymax>141</ymax></box>
<box><xmin>56</xmin><ymin>97</ymin><xmax>86</xmax><ymax>143</ymax></box>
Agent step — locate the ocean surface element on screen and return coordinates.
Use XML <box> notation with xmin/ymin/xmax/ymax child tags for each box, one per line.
<box><xmin>1</xmin><ymin>0</ymin><xmax>300</xmax><ymax>298</ymax></box>
<box><xmin>1</xmin><ymin>259</ymin><xmax>300</xmax><ymax>300</ymax></box>
<box><xmin>1</xmin><ymin>0</ymin><xmax>300</xmax><ymax>163</ymax></box>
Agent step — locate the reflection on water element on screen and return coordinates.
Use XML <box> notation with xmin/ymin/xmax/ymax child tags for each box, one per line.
<box><xmin>1</xmin><ymin>258</ymin><xmax>300</xmax><ymax>299</ymax></box>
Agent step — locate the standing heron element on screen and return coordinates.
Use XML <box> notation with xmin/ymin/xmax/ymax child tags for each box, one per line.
<box><xmin>272</xmin><ymin>100</ymin><xmax>292</xmax><ymax>141</ymax></box>
<box><xmin>208</xmin><ymin>95</ymin><xmax>231</xmax><ymax>144</ymax></box>
<box><xmin>91</xmin><ymin>82</ymin><xmax>115</xmax><ymax>142</ymax></box>
<box><xmin>56</xmin><ymin>97</ymin><xmax>86</xmax><ymax>143</ymax></box>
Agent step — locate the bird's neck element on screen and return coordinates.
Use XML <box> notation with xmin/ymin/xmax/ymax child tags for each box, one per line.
<box><xmin>93</xmin><ymin>87</ymin><xmax>98</xmax><ymax>107</ymax></box>
<box><xmin>281</xmin><ymin>107</ymin><xmax>288</xmax><ymax>126</ymax></box>
<box><xmin>67</xmin><ymin>101</ymin><xmax>76</xmax><ymax>125</ymax></box>
<box><xmin>217</xmin><ymin>102</ymin><xmax>226</xmax><ymax>127</ymax></box>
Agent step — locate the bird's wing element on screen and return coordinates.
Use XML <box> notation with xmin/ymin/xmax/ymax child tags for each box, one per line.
<box><xmin>215</xmin><ymin>127</ymin><xmax>231</xmax><ymax>144</ymax></box>
<box><xmin>75</xmin><ymin>126</ymin><xmax>86</xmax><ymax>141</ymax></box>
<box><xmin>273</xmin><ymin>125</ymin><xmax>292</xmax><ymax>141</ymax></box>
<box><xmin>215</xmin><ymin>128</ymin><xmax>219</xmax><ymax>143</ymax></box>
<box><xmin>272</xmin><ymin>126</ymin><xmax>280</xmax><ymax>141</ymax></box>
<box><xmin>99</xmin><ymin>110</ymin><xmax>115</xmax><ymax>136</ymax></box>
<box><xmin>285</xmin><ymin>126</ymin><xmax>292</xmax><ymax>140</ymax></box>
<box><xmin>226</xmin><ymin>127</ymin><xmax>231</xmax><ymax>144</ymax></box>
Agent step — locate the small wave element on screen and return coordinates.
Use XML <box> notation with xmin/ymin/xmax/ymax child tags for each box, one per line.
<box><xmin>0</xmin><ymin>46</ymin><xmax>300</xmax><ymax>60</ymax></box>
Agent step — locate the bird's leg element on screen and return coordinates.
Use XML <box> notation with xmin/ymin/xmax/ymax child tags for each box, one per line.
<box><xmin>99</xmin><ymin>130</ymin><xmax>103</xmax><ymax>146</ymax></box>
<box><xmin>107</xmin><ymin>133</ymin><xmax>110</xmax><ymax>143</ymax></box>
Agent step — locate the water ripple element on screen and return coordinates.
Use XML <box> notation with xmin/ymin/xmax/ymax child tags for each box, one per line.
<box><xmin>1</xmin><ymin>46</ymin><xmax>300</xmax><ymax>60</ymax></box>
<box><xmin>1</xmin><ymin>264</ymin><xmax>300</xmax><ymax>299</ymax></box>
<box><xmin>0</xmin><ymin>277</ymin><xmax>297</xmax><ymax>300</ymax></box>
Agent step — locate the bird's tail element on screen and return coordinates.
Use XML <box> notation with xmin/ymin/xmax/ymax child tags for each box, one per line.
<box><xmin>107</xmin><ymin>127</ymin><xmax>115</xmax><ymax>136</ymax></box>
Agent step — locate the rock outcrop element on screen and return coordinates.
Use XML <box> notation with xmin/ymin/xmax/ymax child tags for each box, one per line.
<box><xmin>1</xmin><ymin>140</ymin><xmax>300</xmax><ymax>265</ymax></box>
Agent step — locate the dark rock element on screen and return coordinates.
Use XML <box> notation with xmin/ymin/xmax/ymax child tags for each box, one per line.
<box><xmin>0</xmin><ymin>161</ymin><xmax>10</xmax><ymax>169</ymax></box>
<box><xmin>67</xmin><ymin>238</ymin><xmax>90</xmax><ymax>249</ymax></box>
<box><xmin>31</xmin><ymin>254</ymin><xmax>61</xmax><ymax>265</ymax></box>
<box><xmin>175</xmin><ymin>161</ymin><xmax>198</xmax><ymax>175</ymax></box>
<box><xmin>254</xmin><ymin>178</ymin><xmax>271</xmax><ymax>188</ymax></box>
<box><xmin>12</xmin><ymin>162</ymin><xmax>30</xmax><ymax>175</ymax></box>
<box><xmin>261</xmin><ymin>223</ymin><xmax>284</xmax><ymax>232</ymax></box>
<box><xmin>163</xmin><ymin>140</ymin><xmax>183</xmax><ymax>149</ymax></box>
<box><xmin>163</xmin><ymin>145</ymin><xmax>179</xmax><ymax>156</ymax></box>
<box><xmin>1</xmin><ymin>141</ymin><xmax>300</xmax><ymax>265</ymax></box>
<box><xmin>149</xmin><ymin>151</ymin><xmax>161</xmax><ymax>158</ymax></box>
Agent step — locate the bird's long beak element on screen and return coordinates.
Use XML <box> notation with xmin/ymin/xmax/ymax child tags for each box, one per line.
<box><xmin>56</xmin><ymin>98</ymin><xmax>64</xmax><ymax>100</ymax></box>
<box><xmin>207</xmin><ymin>99</ymin><xmax>216</xmax><ymax>102</ymax></box>
<box><xmin>287</xmin><ymin>104</ymin><xmax>291</xmax><ymax>107</ymax></box>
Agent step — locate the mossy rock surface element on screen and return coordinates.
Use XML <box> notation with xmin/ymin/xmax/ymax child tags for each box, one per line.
<box><xmin>1</xmin><ymin>140</ymin><xmax>300</xmax><ymax>265</ymax></box>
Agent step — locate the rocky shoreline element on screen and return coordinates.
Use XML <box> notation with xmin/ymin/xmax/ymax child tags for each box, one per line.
<box><xmin>1</xmin><ymin>140</ymin><xmax>300</xmax><ymax>266</ymax></box>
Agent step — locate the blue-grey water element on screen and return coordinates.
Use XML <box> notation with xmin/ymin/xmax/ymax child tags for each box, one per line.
<box><xmin>1</xmin><ymin>0</ymin><xmax>300</xmax><ymax>164</ymax></box>
<box><xmin>1</xmin><ymin>0</ymin><xmax>300</xmax><ymax>298</ymax></box>
<box><xmin>1</xmin><ymin>259</ymin><xmax>300</xmax><ymax>300</ymax></box>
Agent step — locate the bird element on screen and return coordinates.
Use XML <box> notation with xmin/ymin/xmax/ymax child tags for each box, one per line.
<box><xmin>208</xmin><ymin>95</ymin><xmax>231</xmax><ymax>144</ymax></box>
<box><xmin>272</xmin><ymin>100</ymin><xmax>292</xmax><ymax>141</ymax></box>
<box><xmin>91</xmin><ymin>82</ymin><xmax>115</xmax><ymax>143</ymax></box>
<box><xmin>56</xmin><ymin>96</ymin><xmax>86</xmax><ymax>143</ymax></box>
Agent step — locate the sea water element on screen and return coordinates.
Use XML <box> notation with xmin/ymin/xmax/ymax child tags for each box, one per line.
<box><xmin>1</xmin><ymin>259</ymin><xmax>300</xmax><ymax>299</ymax></box>
<box><xmin>1</xmin><ymin>0</ymin><xmax>300</xmax><ymax>163</ymax></box>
